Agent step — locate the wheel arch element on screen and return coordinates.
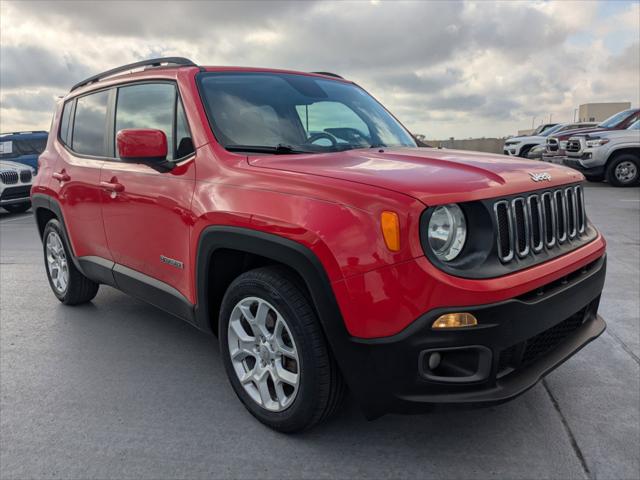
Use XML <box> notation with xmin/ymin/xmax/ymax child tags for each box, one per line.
<box><xmin>606</xmin><ymin>146</ymin><xmax>640</xmax><ymax>166</ymax></box>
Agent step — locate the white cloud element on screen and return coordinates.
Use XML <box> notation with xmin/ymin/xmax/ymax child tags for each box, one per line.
<box><xmin>0</xmin><ymin>0</ymin><xmax>638</xmax><ymax>138</ymax></box>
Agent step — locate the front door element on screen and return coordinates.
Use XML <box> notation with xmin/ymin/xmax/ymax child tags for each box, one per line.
<box><xmin>100</xmin><ymin>82</ymin><xmax>196</xmax><ymax>302</ymax></box>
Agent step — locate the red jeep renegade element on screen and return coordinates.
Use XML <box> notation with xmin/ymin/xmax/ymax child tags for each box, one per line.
<box><xmin>32</xmin><ymin>57</ymin><xmax>607</xmax><ymax>432</ymax></box>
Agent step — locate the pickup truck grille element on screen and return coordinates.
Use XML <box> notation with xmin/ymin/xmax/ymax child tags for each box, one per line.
<box><xmin>0</xmin><ymin>171</ymin><xmax>19</xmax><ymax>185</ymax></box>
<box><xmin>565</xmin><ymin>139</ymin><xmax>581</xmax><ymax>153</ymax></box>
<box><xmin>494</xmin><ymin>185</ymin><xmax>586</xmax><ymax>263</ymax></box>
<box><xmin>547</xmin><ymin>138</ymin><xmax>559</xmax><ymax>152</ymax></box>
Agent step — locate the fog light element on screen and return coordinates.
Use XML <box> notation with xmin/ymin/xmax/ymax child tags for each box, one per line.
<box><xmin>428</xmin><ymin>352</ymin><xmax>441</xmax><ymax>370</ymax></box>
<box><xmin>432</xmin><ymin>312</ymin><xmax>478</xmax><ymax>329</ymax></box>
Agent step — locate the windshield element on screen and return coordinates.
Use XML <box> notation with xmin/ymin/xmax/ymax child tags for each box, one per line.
<box><xmin>599</xmin><ymin>109</ymin><xmax>633</xmax><ymax>128</ymax></box>
<box><xmin>197</xmin><ymin>72</ymin><xmax>417</xmax><ymax>153</ymax></box>
<box><xmin>540</xmin><ymin>124</ymin><xmax>565</xmax><ymax>136</ymax></box>
<box><xmin>0</xmin><ymin>137</ymin><xmax>47</xmax><ymax>159</ymax></box>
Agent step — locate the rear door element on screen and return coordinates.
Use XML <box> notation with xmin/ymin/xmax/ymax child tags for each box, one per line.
<box><xmin>100</xmin><ymin>82</ymin><xmax>196</xmax><ymax>300</ymax></box>
<box><xmin>53</xmin><ymin>90</ymin><xmax>113</xmax><ymax>262</ymax></box>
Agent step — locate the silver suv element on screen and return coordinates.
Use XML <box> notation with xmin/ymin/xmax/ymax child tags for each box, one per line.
<box><xmin>563</xmin><ymin>121</ymin><xmax>640</xmax><ymax>187</ymax></box>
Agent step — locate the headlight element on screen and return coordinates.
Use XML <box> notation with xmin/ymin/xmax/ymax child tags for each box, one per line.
<box><xmin>504</xmin><ymin>141</ymin><xmax>520</xmax><ymax>146</ymax></box>
<box><xmin>559</xmin><ymin>141</ymin><xmax>568</xmax><ymax>149</ymax></box>
<box><xmin>427</xmin><ymin>204</ymin><xmax>467</xmax><ymax>261</ymax></box>
<box><xmin>586</xmin><ymin>138</ymin><xmax>609</xmax><ymax>147</ymax></box>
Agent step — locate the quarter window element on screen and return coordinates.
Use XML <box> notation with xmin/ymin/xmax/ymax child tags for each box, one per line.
<box><xmin>175</xmin><ymin>100</ymin><xmax>195</xmax><ymax>159</ymax></box>
<box><xmin>72</xmin><ymin>91</ymin><xmax>110</xmax><ymax>156</ymax></box>
<box><xmin>59</xmin><ymin>101</ymin><xmax>73</xmax><ymax>146</ymax></box>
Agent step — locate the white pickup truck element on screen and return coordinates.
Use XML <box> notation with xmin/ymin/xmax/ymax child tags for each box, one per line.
<box><xmin>563</xmin><ymin>121</ymin><xmax>640</xmax><ymax>187</ymax></box>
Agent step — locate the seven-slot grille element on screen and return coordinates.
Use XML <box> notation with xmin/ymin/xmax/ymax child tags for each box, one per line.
<box><xmin>494</xmin><ymin>185</ymin><xmax>586</xmax><ymax>263</ymax></box>
<box><xmin>0</xmin><ymin>171</ymin><xmax>19</xmax><ymax>185</ymax></box>
<box><xmin>19</xmin><ymin>170</ymin><xmax>32</xmax><ymax>183</ymax></box>
<box><xmin>565</xmin><ymin>139</ymin><xmax>582</xmax><ymax>153</ymax></box>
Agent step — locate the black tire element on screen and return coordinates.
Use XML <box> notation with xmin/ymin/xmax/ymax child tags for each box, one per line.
<box><xmin>219</xmin><ymin>266</ymin><xmax>345</xmax><ymax>433</ymax></box>
<box><xmin>3</xmin><ymin>202</ymin><xmax>31</xmax><ymax>213</ymax></box>
<box><xmin>43</xmin><ymin>219</ymin><xmax>99</xmax><ymax>305</ymax></box>
<box><xmin>606</xmin><ymin>153</ymin><xmax>640</xmax><ymax>187</ymax></box>
<box><xmin>518</xmin><ymin>145</ymin><xmax>534</xmax><ymax>158</ymax></box>
<box><xmin>583</xmin><ymin>174</ymin><xmax>604</xmax><ymax>183</ymax></box>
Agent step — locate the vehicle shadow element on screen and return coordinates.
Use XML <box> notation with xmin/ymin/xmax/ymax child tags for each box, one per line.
<box><xmin>31</xmin><ymin>285</ymin><xmax>588</xmax><ymax>479</ymax></box>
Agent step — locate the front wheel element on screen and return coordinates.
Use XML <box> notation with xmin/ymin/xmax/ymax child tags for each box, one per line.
<box><xmin>219</xmin><ymin>266</ymin><xmax>345</xmax><ymax>432</ymax></box>
<box><xmin>43</xmin><ymin>219</ymin><xmax>99</xmax><ymax>305</ymax></box>
<box><xmin>606</xmin><ymin>154</ymin><xmax>639</xmax><ymax>187</ymax></box>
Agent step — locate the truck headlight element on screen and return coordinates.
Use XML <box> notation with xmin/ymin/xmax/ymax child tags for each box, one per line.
<box><xmin>586</xmin><ymin>138</ymin><xmax>610</xmax><ymax>147</ymax></box>
<box><xmin>427</xmin><ymin>204</ymin><xmax>467</xmax><ymax>261</ymax></box>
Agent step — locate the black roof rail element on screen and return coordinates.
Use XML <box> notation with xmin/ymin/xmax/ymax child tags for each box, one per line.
<box><xmin>70</xmin><ymin>57</ymin><xmax>198</xmax><ymax>92</ymax></box>
<box><xmin>310</xmin><ymin>71</ymin><xmax>344</xmax><ymax>79</ymax></box>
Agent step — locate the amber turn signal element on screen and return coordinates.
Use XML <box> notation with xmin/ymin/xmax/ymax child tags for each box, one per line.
<box><xmin>381</xmin><ymin>211</ymin><xmax>401</xmax><ymax>252</ymax></box>
<box><xmin>432</xmin><ymin>312</ymin><xmax>478</xmax><ymax>329</ymax></box>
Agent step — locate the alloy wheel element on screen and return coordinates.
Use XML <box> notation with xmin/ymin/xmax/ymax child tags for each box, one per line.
<box><xmin>615</xmin><ymin>161</ymin><xmax>638</xmax><ymax>184</ymax></box>
<box><xmin>46</xmin><ymin>231</ymin><xmax>69</xmax><ymax>294</ymax></box>
<box><xmin>227</xmin><ymin>297</ymin><xmax>300</xmax><ymax>412</ymax></box>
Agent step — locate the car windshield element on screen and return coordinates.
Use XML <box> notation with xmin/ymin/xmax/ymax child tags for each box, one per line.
<box><xmin>197</xmin><ymin>72</ymin><xmax>417</xmax><ymax>153</ymax></box>
<box><xmin>540</xmin><ymin>124</ymin><xmax>565</xmax><ymax>136</ymax></box>
<box><xmin>0</xmin><ymin>136</ymin><xmax>47</xmax><ymax>159</ymax></box>
<box><xmin>598</xmin><ymin>109</ymin><xmax>633</xmax><ymax>128</ymax></box>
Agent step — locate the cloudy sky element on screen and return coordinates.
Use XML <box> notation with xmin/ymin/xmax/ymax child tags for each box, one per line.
<box><xmin>1</xmin><ymin>0</ymin><xmax>638</xmax><ymax>139</ymax></box>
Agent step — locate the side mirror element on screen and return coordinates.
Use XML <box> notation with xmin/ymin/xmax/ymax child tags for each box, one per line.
<box><xmin>116</xmin><ymin>129</ymin><xmax>173</xmax><ymax>172</ymax></box>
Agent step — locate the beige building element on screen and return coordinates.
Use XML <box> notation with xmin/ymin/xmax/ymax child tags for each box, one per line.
<box><xmin>578</xmin><ymin>102</ymin><xmax>631</xmax><ymax>122</ymax></box>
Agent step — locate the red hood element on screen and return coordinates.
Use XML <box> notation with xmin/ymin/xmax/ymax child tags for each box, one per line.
<box><xmin>248</xmin><ymin>148</ymin><xmax>583</xmax><ymax>205</ymax></box>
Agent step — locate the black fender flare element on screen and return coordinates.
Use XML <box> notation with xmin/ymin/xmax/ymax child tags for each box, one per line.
<box><xmin>194</xmin><ymin>226</ymin><xmax>381</xmax><ymax>414</ymax></box>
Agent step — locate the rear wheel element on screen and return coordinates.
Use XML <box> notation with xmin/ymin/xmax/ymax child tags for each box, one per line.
<box><xmin>3</xmin><ymin>202</ymin><xmax>31</xmax><ymax>213</ymax></box>
<box><xmin>219</xmin><ymin>266</ymin><xmax>345</xmax><ymax>432</ymax></box>
<box><xmin>43</xmin><ymin>219</ymin><xmax>99</xmax><ymax>305</ymax></box>
<box><xmin>606</xmin><ymin>154</ymin><xmax>639</xmax><ymax>187</ymax></box>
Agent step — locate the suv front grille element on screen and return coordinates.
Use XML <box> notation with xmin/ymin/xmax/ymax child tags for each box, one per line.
<box><xmin>0</xmin><ymin>171</ymin><xmax>19</xmax><ymax>185</ymax></box>
<box><xmin>494</xmin><ymin>185</ymin><xmax>586</xmax><ymax>263</ymax></box>
<box><xmin>19</xmin><ymin>170</ymin><xmax>32</xmax><ymax>183</ymax></box>
<box><xmin>566</xmin><ymin>139</ymin><xmax>581</xmax><ymax>153</ymax></box>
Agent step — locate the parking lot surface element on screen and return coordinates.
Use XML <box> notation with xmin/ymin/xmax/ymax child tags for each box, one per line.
<box><xmin>1</xmin><ymin>183</ymin><xmax>638</xmax><ymax>480</ymax></box>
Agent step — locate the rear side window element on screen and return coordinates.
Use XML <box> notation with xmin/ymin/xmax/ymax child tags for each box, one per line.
<box><xmin>72</xmin><ymin>91</ymin><xmax>110</xmax><ymax>156</ymax></box>
<box><xmin>115</xmin><ymin>83</ymin><xmax>176</xmax><ymax>161</ymax></box>
<box><xmin>59</xmin><ymin>101</ymin><xmax>73</xmax><ymax>145</ymax></box>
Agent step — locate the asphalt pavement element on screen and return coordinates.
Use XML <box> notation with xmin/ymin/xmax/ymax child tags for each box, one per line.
<box><xmin>1</xmin><ymin>183</ymin><xmax>638</xmax><ymax>480</ymax></box>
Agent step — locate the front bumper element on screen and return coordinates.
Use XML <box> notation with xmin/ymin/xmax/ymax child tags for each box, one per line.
<box><xmin>563</xmin><ymin>157</ymin><xmax>605</xmax><ymax>177</ymax></box>
<box><xmin>345</xmin><ymin>254</ymin><xmax>606</xmax><ymax>418</ymax></box>
<box><xmin>0</xmin><ymin>185</ymin><xmax>32</xmax><ymax>206</ymax></box>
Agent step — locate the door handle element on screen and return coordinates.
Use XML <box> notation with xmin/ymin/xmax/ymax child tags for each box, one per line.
<box><xmin>52</xmin><ymin>171</ymin><xmax>70</xmax><ymax>182</ymax></box>
<box><xmin>100</xmin><ymin>181</ymin><xmax>125</xmax><ymax>193</ymax></box>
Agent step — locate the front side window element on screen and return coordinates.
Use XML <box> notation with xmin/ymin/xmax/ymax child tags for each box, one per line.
<box><xmin>198</xmin><ymin>72</ymin><xmax>416</xmax><ymax>153</ymax></box>
<box><xmin>72</xmin><ymin>90</ymin><xmax>110</xmax><ymax>156</ymax></box>
<box><xmin>114</xmin><ymin>83</ymin><xmax>194</xmax><ymax>161</ymax></box>
<box><xmin>115</xmin><ymin>83</ymin><xmax>176</xmax><ymax>161</ymax></box>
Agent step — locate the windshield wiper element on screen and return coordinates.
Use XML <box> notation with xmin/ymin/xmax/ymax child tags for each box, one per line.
<box><xmin>225</xmin><ymin>144</ymin><xmax>312</xmax><ymax>154</ymax></box>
